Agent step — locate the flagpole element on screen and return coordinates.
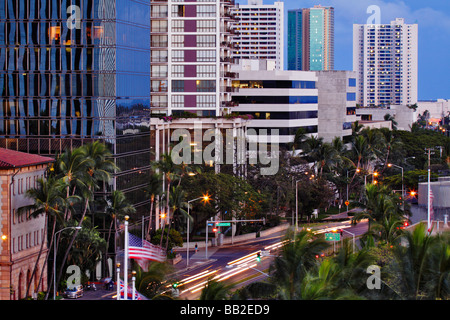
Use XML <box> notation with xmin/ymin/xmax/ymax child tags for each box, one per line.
<box><xmin>116</xmin><ymin>263</ymin><xmax>120</xmax><ymax>300</ymax></box>
<box><xmin>132</xmin><ymin>271</ymin><xmax>136</xmax><ymax>301</ymax></box>
<box><xmin>427</xmin><ymin>149</ymin><xmax>431</xmax><ymax>233</ymax></box>
<box><xmin>124</xmin><ymin>215</ymin><xmax>129</xmax><ymax>300</ymax></box>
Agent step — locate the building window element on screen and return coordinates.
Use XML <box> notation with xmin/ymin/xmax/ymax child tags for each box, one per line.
<box><xmin>172</xmin><ymin>65</ymin><xmax>184</xmax><ymax>77</ymax></box>
<box><xmin>347</xmin><ymin>93</ymin><xmax>356</xmax><ymax>101</ymax></box>
<box><xmin>197</xmin><ymin>20</ymin><xmax>216</xmax><ymax>32</ymax></box>
<box><xmin>197</xmin><ymin>50</ymin><xmax>216</xmax><ymax>62</ymax></box>
<box><xmin>196</xmin><ymin>80</ymin><xmax>215</xmax><ymax>92</ymax></box>
<box><xmin>197</xmin><ymin>5</ymin><xmax>216</xmax><ymax>17</ymax></box>
<box><xmin>151</xmin><ymin>65</ymin><xmax>168</xmax><ymax>77</ymax></box>
<box><xmin>151</xmin><ymin>95</ymin><xmax>168</xmax><ymax>108</ymax></box>
<box><xmin>172</xmin><ymin>95</ymin><xmax>185</xmax><ymax>108</ymax></box>
<box><xmin>172</xmin><ymin>20</ymin><xmax>184</xmax><ymax>32</ymax></box>
<box><xmin>172</xmin><ymin>5</ymin><xmax>185</xmax><ymax>17</ymax></box>
<box><xmin>151</xmin><ymin>35</ymin><xmax>168</xmax><ymax>47</ymax></box>
<box><xmin>197</xmin><ymin>35</ymin><xmax>216</xmax><ymax>47</ymax></box>
<box><xmin>151</xmin><ymin>50</ymin><xmax>168</xmax><ymax>62</ymax></box>
<box><xmin>196</xmin><ymin>65</ymin><xmax>216</xmax><ymax>78</ymax></box>
<box><xmin>151</xmin><ymin>20</ymin><xmax>168</xmax><ymax>33</ymax></box>
<box><xmin>151</xmin><ymin>5</ymin><xmax>168</xmax><ymax>18</ymax></box>
<box><xmin>172</xmin><ymin>80</ymin><xmax>184</xmax><ymax>92</ymax></box>
<box><xmin>197</xmin><ymin>95</ymin><xmax>216</xmax><ymax>107</ymax></box>
<box><xmin>151</xmin><ymin>80</ymin><xmax>168</xmax><ymax>92</ymax></box>
<box><xmin>172</xmin><ymin>50</ymin><xmax>184</xmax><ymax>62</ymax></box>
<box><xmin>172</xmin><ymin>35</ymin><xmax>184</xmax><ymax>47</ymax></box>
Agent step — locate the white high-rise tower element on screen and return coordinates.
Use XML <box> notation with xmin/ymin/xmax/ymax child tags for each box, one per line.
<box><xmin>353</xmin><ymin>18</ymin><xmax>418</xmax><ymax>106</ymax></box>
<box><xmin>230</xmin><ymin>0</ymin><xmax>284</xmax><ymax>70</ymax></box>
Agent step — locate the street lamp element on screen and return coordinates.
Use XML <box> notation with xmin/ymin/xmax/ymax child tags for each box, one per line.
<box><xmin>187</xmin><ymin>194</ymin><xmax>210</xmax><ymax>268</ymax></box>
<box><xmin>53</xmin><ymin>226</ymin><xmax>82</xmax><ymax>300</ymax></box>
<box><xmin>295</xmin><ymin>180</ymin><xmax>301</xmax><ymax>231</ymax></box>
<box><xmin>388</xmin><ymin>163</ymin><xmax>404</xmax><ymax>204</ymax></box>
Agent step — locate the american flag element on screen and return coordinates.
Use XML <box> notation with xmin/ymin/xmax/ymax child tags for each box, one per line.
<box><xmin>128</xmin><ymin>233</ymin><xmax>166</xmax><ymax>263</ymax></box>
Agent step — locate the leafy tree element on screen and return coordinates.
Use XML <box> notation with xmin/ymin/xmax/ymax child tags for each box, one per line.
<box><xmin>150</xmin><ymin>228</ymin><xmax>183</xmax><ymax>258</ymax></box>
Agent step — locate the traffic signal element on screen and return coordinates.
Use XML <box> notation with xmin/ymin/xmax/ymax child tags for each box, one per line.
<box><xmin>212</xmin><ymin>226</ymin><xmax>218</xmax><ymax>233</ymax></box>
<box><xmin>172</xmin><ymin>282</ymin><xmax>179</xmax><ymax>289</ymax></box>
<box><xmin>256</xmin><ymin>252</ymin><xmax>261</xmax><ymax>262</ymax></box>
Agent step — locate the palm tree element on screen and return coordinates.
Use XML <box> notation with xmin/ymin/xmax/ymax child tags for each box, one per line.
<box><xmin>269</xmin><ymin>229</ymin><xmax>329</xmax><ymax>299</ymax></box>
<box><xmin>384</xmin><ymin>113</ymin><xmax>398</xmax><ymax>130</ymax></box>
<box><xmin>145</xmin><ymin>172</ymin><xmax>163</xmax><ymax>239</ymax></box>
<box><xmin>104</xmin><ymin>190</ymin><xmax>136</xmax><ymax>276</ymax></box>
<box><xmin>55</xmin><ymin>142</ymin><xmax>117</xmax><ymax>294</ymax></box>
<box><xmin>20</xmin><ymin>176</ymin><xmax>74</xmax><ymax>298</ymax></box>
<box><xmin>199</xmin><ymin>278</ymin><xmax>235</xmax><ymax>300</ymax></box>
<box><xmin>370</xmin><ymin>213</ymin><xmax>405</xmax><ymax>245</ymax></box>
<box><xmin>134</xmin><ymin>262</ymin><xmax>174</xmax><ymax>299</ymax></box>
<box><xmin>55</xmin><ymin>147</ymin><xmax>92</xmax><ymax>221</ymax></box>
<box><xmin>392</xmin><ymin>223</ymin><xmax>445</xmax><ymax>299</ymax></box>
<box><xmin>165</xmin><ymin>185</ymin><xmax>188</xmax><ymax>251</ymax></box>
<box><xmin>151</xmin><ymin>152</ymin><xmax>182</xmax><ymax>247</ymax></box>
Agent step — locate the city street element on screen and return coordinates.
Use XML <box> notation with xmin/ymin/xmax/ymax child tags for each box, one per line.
<box><xmin>61</xmin><ymin>219</ymin><xmax>369</xmax><ymax>301</ymax></box>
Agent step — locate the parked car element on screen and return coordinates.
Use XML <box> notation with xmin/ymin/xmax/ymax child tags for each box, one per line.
<box><xmin>64</xmin><ymin>285</ymin><xmax>84</xmax><ymax>299</ymax></box>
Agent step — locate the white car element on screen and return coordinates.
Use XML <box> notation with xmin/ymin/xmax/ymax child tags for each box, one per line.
<box><xmin>64</xmin><ymin>285</ymin><xmax>84</xmax><ymax>299</ymax></box>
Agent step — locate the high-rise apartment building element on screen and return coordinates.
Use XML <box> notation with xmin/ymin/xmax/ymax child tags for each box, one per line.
<box><xmin>353</xmin><ymin>18</ymin><xmax>418</xmax><ymax>106</ymax></box>
<box><xmin>0</xmin><ymin>0</ymin><xmax>152</xmax><ymax>216</ymax></box>
<box><xmin>288</xmin><ymin>5</ymin><xmax>334</xmax><ymax>71</ymax></box>
<box><xmin>150</xmin><ymin>0</ymin><xmax>238</xmax><ymax>117</ymax></box>
<box><xmin>230</xmin><ymin>0</ymin><xmax>284</xmax><ymax>70</ymax></box>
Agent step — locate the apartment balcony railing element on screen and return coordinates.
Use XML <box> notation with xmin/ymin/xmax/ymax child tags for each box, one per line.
<box><xmin>221</xmin><ymin>71</ymin><xmax>238</xmax><ymax>78</ymax></box>
<box><xmin>220</xmin><ymin>86</ymin><xmax>239</xmax><ymax>93</ymax></box>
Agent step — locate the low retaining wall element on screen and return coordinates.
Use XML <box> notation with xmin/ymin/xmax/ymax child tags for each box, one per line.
<box><xmin>178</xmin><ymin>223</ymin><xmax>290</xmax><ymax>250</ymax></box>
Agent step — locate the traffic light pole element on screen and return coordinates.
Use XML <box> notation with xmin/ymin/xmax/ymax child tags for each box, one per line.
<box><xmin>205</xmin><ymin>218</ymin><xmax>266</xmax><ymax>260</ymax></box>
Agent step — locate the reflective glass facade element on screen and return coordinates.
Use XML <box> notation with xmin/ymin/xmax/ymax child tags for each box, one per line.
<box><xmin>0</xmin><ymin>0</ymin><xmax>151</xmax><ymax>215</ymax></box>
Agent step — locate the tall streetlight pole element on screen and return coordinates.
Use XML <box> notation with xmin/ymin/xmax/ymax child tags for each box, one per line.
<box><xmin>53</xmin><ymin>226</ymin><xmax>82</xmax><ymax>300</ymax></box>
<box><xmin>388</xmin><ymin>163</ymin><xmax>404</xmax><ymax>205</ymax></box>
<box><xmin>425</xmin><ymin>148</ymin><xmax>432</xmax><ymax>232</ymax></box>
<box><xmin>187</xmin><ymin>195</ymin><xmax>210</xmax><ymax>268</ymax></box>
<box><xmin>295</xmin><ymin>180</ymin><xmax>301</xmax><ymax>231</ymax></box>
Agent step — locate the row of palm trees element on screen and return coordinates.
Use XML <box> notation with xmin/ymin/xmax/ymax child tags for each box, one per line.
<box><xmin>290</xmin><ymin>124</ymin><xmax>406</xmax><ymax>204</ymax></box>
<box><xmin>22</xmin><ymin>141</ymin><xmax>122</xmax><ymax>299</ymax></box>
<box><xmin>197</xmin><ymin>185</ymin><xmax>449</xmax><ymax>300</ymax></box>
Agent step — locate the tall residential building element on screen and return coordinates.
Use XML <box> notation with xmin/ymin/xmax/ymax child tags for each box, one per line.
<box><xmin>0</xmin><ymin>0</ymin><xmax>152</xmax><ymax>216</ymax></box>
<box><xmin>230</xmin><ymin>0</ymin><xmax>284</xmax><ymax>70</ymax></box>
<box><xmin>353</xmin><ymin>18</ymin><xmax>418</xmax><ymax>106</ymax></box>
<box><xmin>150</xmin><ymin>0</ymin><xmax>238</xmax><ymax>117</ymax></box>
<box><xmin>288</xmin><ymin>5</ymin><xmax>334</xmax><ymax>71</ymax></box>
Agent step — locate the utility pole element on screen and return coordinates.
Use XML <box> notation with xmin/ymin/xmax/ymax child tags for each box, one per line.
<box><xmin>425</xmin><ymin>148</ymin><xmax>432</xmax><ymax>232</ymax></box>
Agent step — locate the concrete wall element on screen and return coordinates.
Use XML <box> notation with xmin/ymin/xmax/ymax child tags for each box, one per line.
<box><xmin>180</xmin><ymin>223</ymin><xmax>290</xmax><ymax>249</ymax></box>
<box><xmin>316</xmin><ymin>70</ymin><xmax>357</xmax><ymax>143</ymax></box>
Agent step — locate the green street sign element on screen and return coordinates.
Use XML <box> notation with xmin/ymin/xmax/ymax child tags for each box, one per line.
<box><xmin>325</xmin><ymin>233</ymin><xmax>340</xmax><ymax>241</ymax></box>
<box><xmin>216</xmin><ymin>222</ymin><xmax>231</xmax><ymax>227</ymax></box>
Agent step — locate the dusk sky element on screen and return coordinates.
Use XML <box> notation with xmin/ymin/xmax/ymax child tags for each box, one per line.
<box><xmin>237</xmin><ymin>0</ymin><xmax>450</xmax><ymax>101</ymax></box>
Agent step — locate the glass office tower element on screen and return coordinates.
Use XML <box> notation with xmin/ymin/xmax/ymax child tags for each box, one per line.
<box><xmin>287</xmin><ymin>5</ymin><xmax>334</xmax><ymax>71</ymax></box>
<box><xmin>0</xmin><ymin>0</ymin><xmax>151</xmax><ymax>216</ymax></box>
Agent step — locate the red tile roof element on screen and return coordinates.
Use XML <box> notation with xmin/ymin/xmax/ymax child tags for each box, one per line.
<box><xmin>0</xmin><ymin>148</ymin><xmax>54</xmax><ymax>169</ymax></box>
